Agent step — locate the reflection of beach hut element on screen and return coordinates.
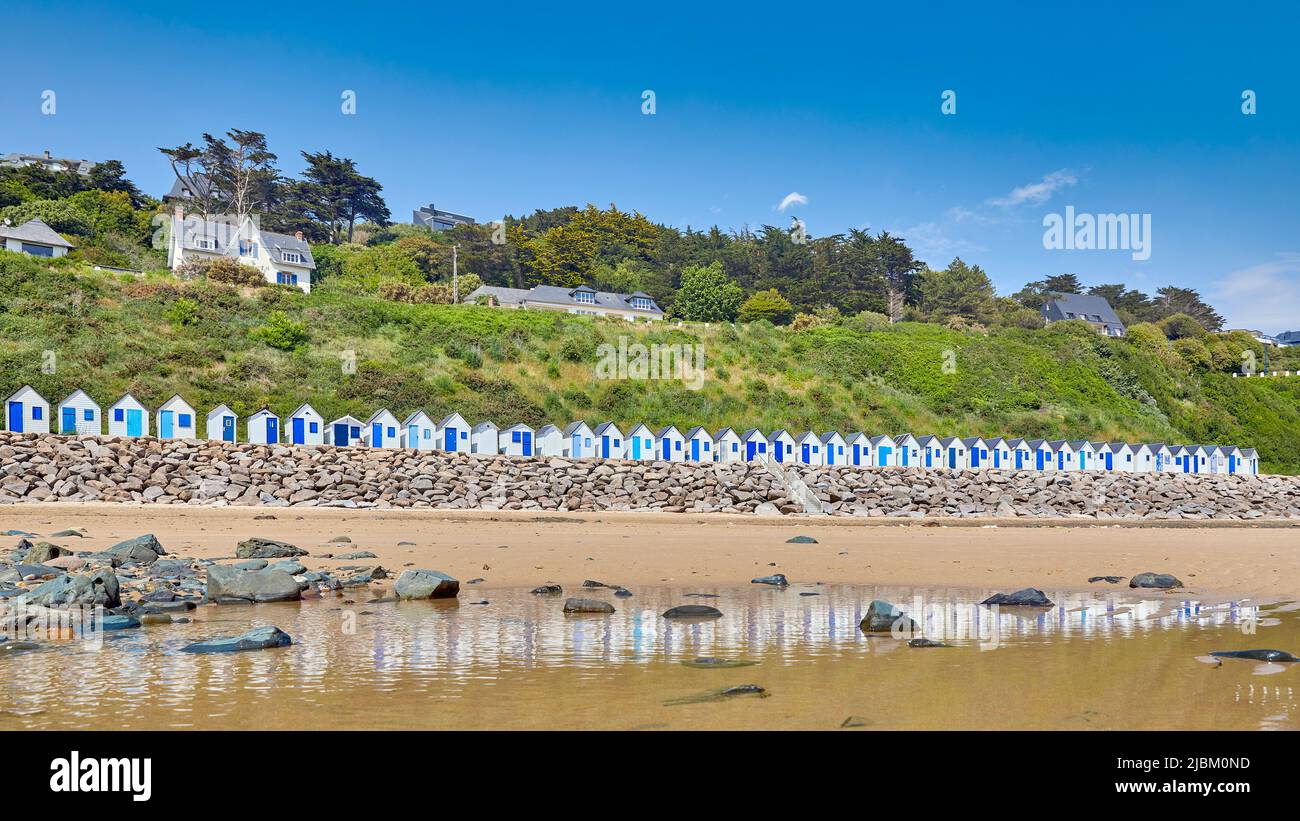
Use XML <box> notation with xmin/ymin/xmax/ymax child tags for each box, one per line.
<box><xmin>500</xmin><ymin>423</ymin><xmax>535</xmax><ymax>457</ymax></box>
<box><xmin>563</xmin><ymin>421</ymin><xmax>595</xmax><ymax>459</ymax></box>
<box><xmin>713</xmin><ymin>427</ymin><xmax>742</xmax><ymax>462</ymax></box>
<box><xmin>471</xmin><ymin>421</ymin><xmax>498</xmax><ymax>455</ymax></box>
<box><xmin>626</xmin><ymin>423</ymin><xmax>655</xmax><ymax>460</ymax></box>
<box><xmin>767</xmin><ymin>429</ymin><xmax>796</xmax><ymax>463</ymax></box>
<box><xmin>5</xmin><ymin>385</ymin><xmax>50</xmax><ymax>434</ymax></box>
<box><xmin>156</xmin><ymin>394</ymin><xmax>197</xmax><ymax>440</ymax></box>
<box><xmin>289</xmin><ymin>403</ymin><xmax>325</xmax><ymax>446</ymax></box>
<box><xmin>894</xmin><ymin>434</ymin><xmax>920</xmax><ymax>468</ymax></box>
<box><xmin>534</xmin><ymin>424</ymin><xmax>563</xmax><ymax>457</ymax></box>
<box><xmin>870</xmin><ymin>434</ymin><xmax>897</xmax><ymax>468</ymax></box>
<box><xmin>685</xmin><ymin>426</ymin><xmax>714</xmax><ymax>462</ymax></box>
<box><xmin>656</xmin><ymin>425</ymin><xmax>685</xmax><ymax>462</ymax></box>
<box><xmin>206</xmin><ymin>404</ymin><xmax>238</xmax><ymax>443</ymax></box>
<box><xmin>247</xmin><ymin>408</ymin><xmax>280</xmax><ymax>445</ymax></box>
<box><xmin>594</xmin><ymin>421</ymin><xmax>625</xmax><ymax>460</ymax></box>
<box><xmin>846</xmin><ymin>432</ymin><xmax>872</xmax><ymax>466</ymax></box>
<box><xmin>57</xmin><ymin>389</ymin><xmax>101</xmax><ymax>436</ymax></box>
<box><xmin>820</xmin><ymin>431</ymin><xmax>846</xmax><ymax>466</ymax></box>
<box><xmin>326</xmin><ymin>415</ymin><xmax>363</xmax><ymax>447</ymax></box>
<box><xmin>362</xmin><ymin>409</ymin><xmax>400</xmax><ymax>449</ymax></box>
<box><xmin>108</xmin><ymin>394</ymin><xmax>149</xmax><ymax>438</ymax></box>
<box><xmin>741</xmin><ymin>428</ymin><xmax>769</xmax><ymax>462</ymax></box>
<box><xmin>402</xmin><ymin>410</ymin><xmax>436</xmax><ymax>450</ymax></box>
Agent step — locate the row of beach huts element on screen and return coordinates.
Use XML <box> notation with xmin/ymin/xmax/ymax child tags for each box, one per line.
<box><xmin>2</xmin><ymin>385</ymin><xmax>1261</xmax><ymax>475</ymax></box>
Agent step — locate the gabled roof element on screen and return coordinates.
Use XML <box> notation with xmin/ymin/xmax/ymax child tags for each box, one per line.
<box><xmin>795</xmin><ymin>430</ymin><xmax>820</xmax><ymax>442</ymax></box>
<box><xmin>985</xmin><ymin>437</ymin><xmax>1005</xmax><ymax>448</ymax></box>
<box><xmin>712</xmin><ymin>427</ymin><xmax>738</xmax><ymax>440</ymax></box>
<box><xmin>870</xmin><ymin>434</ymin><xmax>897</xmax><ymax>445</ymax></box>
<box><xmin>894</xmin><ymin>433</ymin><xmax>919</xmax><ymax>444</ymax></box>
<box><xmin>740</xmin><ymin>428</ymin><xmax>765</xmax><ymax>440</ymax></box>
<box><xmin>503</xmin><ymin>422</ymin><xmax>533</xmax><ymax>431</ymax></box>
<box><xmin>248</xmin><ymin>407</ymin><xmax>278</xmax><ymax>419</ymax></box>
<box><xmin>657</xmin><ymin>425</ymin><xmax>682</xmax><ymax>438</ymax></box>
<box><xmin>402</xmin><ymin>410</ymin><xmax>434</xmax><ymax>426</ymax></box>
<box><xmin>685</xmin><ymin>426</ymin><xmax>710</xmax><ymax>439</ymax></box>
<box><xmin>365</xmin><ymin>408</ymin><xmax>398</xmax><ymax>424</ymax></box>
<box><xmin>59</xmin><ymin>389</ymin><xmax>98</xmax><ymax>406</ymax></box>
<box><xmin>438</xmin><ymin>412</ymin><xmax>468</xmax><ymax>427</ymax></box>
<box><xmin>207</xmin><ymin>403</ymin><xmax>236</xmax><ymax>416</ymax></box>
<box><xmin>938</xmin><ymin>436</ymin><xmax>962</xmax><ymax>447</ymax></box>
<box><xmin>819</xmin><ymin>431</ymin><xmax>845</xmax><ymax>444</ymax></box>
<box><xmin>328</xmin><ymin>414</ymin><xmax>363</xmax><ymax>425</ymax></box>
<box><xmin>1047</xmin><ymin>440</ymin><xmax>1073</xmax><ymax>451</ymax></box>
<box><xmin>845</xmin><ymin>431</ymin><xmax>870</xmax><ymax>443</ymax></box>
<box><xmin>960</xmin><ymin>436</ymin><xmax>987</xmax><ymax>447</ymax></box>
<box><xmin>289</xmin><ymin>402</ymin><xmax>320</xmax><ymax>418</ymax></box>
<box><xmin>159</xmin><ymin>394</ymin><xmax>195</xmax><ymax>410</ymax></box>
<box><xmin>110</xmin><ymin>393</ymin><xmax>146</xmax><ymax>408</ymax></box>
<box><xmin>463</xmin><ymin>284</ymin><xmax>663</xmax><ymax>315</ymax></box>
<box><xmin>563</xmin><ymin>421</ymin><xmax>593</xmax><ymax>436</ymax></box>
<box><xmin>594</xmin><ymin>421</ymin><xmax>623</xmax><ymax>436</ymax></box>
<box><xmin>1025</xmin><ymin>439</ymin><xmax>1049</xmax><ymax>449</ymax></box>
<box><xmin>1041</xmin><ymin>292</ymin><xmax>1125</xmax><ymax>330</ymax></box>
<box><xmin>1005</xmin><ymin>438</ymin><xmax>1027</xmax><ymax>449</ymax></box>
<box><xmin>472</xmin><ymin>421</ymin><xmax>498</xmax><ymax>433</ymax></box>
<box><xmin>536</xmin><ymin>424</ymin><xmax>560</xmax><ymax>435</ymax></box>
<box><xmin>1067</xmin><ymin>440</ymin><xmax>1094</xmax><ymax>450</ymax></box>
<box><xmin>0</xmin><ymin>218</ymin><xmax>75</xmax><ymax>248</ymax></box>
<box><xmin>768</xmin><ymin>428</ymin><xmax>793</xmax><ymax>440</ymax></box>
<box><xmin>627</xmin><ymin>422</ymin><xmax>654</xmax><ymax>435</ymax></box>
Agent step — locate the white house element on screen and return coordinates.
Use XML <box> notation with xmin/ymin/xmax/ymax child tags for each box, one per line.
<box><xmin>166</xmin><ymin>208</ymin><xmax>315</xmax><ymax>293</ymax></box>
<box><xmin>1204</xmin><ymin>446</ymin><xmax>1228</xmax><ymax>475</ymax></box>
<box><xmin>938</xmin><ymin>436</ymin><xmax>966</xmax><ymax>470</ymax></box>
<box><xmin>437</xmin><ymin>413</ymin><xmax>471</xmax><ymax>453</ymax></box>
<box><xmin>1182</xmin><ymin>445</ymin><xmax>1210</xmax><ymax>474</ymax></box>
<box><xmin>594</xmin><ymin>422</ymin><xmax>625</xmax><ymax>460</ymax></box>
<box><xmin>326</xmin><ymin>415</ymin><xmax>363</xmax><ymax>447</ymax></box>
<box><xmin>5</xmin><ymin>385</ymin><xmax>50</xmax><ymax>434</ymax></box>
<box><xmin>767</xmin><ymin>429</ymin><xmax>796</xmax><ymax>464</ymax></box>
<box><xmin>563</xmin><ymin>421</ymin><xmax>596</xmax><ymax>459</ymax></box>
<box><xmin>846</xmin><ymin>432</ymin><xmax>872</xmax><ymax>467</ymax></box>
<box><xmin>626</xmin><ymin>423</ymin><xmax>656</xmax><ymax>461</ymax></box>
<box><xmin>108</xmin><ymin>394</ymin><xmax>149</xmax><ymax>438</ymax></box>
<box><xmin>1024</xmin><ymin>439</ymin><xmax>1052</xmax><ymax>471</ymax></box>
<box><xmin>1047</xmin><ymin>440</ymin><xmax>1075</xmax><ymax>471</ymax></box>
<box><xmin>1097</xmin><ymin>442</ymin><xmax>1134</xmax><ymax>472</ymax></box>
<box><xmin>362</xmin><ymin>409</ymin><xmax>400</xmax><ymax>449</ymax></box>
<box><xmin>462</xmin><ymin>283</ymin><xmax>664</xmax><ymax>321</ymax></box>
<box><xmin>917</xmin><ymin>435</ymin><xmax>942</xmax><ymax>469</ymax></box>
<box><xmin>685</xmin><ymin>426</ymin><xmax>714</xmax><ymax>462</ymax></box>
<box><xmin>0</xmin><ymin>218</ymin><xmax>74</xmax><ymax>259</ymax></box>
<box><xmin>794</xmin><ymin>430</ymin><xmax>823</xmax><ymax>466</ymax></box>
<box><xmin>961</xmin><ymin>437</ymin><xmax>990</xmax><ymax>469</ymax></box>
<box><xmin>206</xmin><ymin>404</ymin><xmax>238</xmax><ymax>443</ymax></box>
<box><xmin>1005</xmin><ymin>438</ymin><xmax>1033</xmax><ymax>471</ymax></box>
<box><xmin>287</xmin><ymin>403</ymin><xmax>325</xmax><ymax>446</ymax></box>
<box><xmin>713</xmin><ymin>427</ymin><xmax>742</xmax><ymax>463</ymax></box>
<box><xmin>985</xmin><ymin>437</ymin><xmax>1011</xmax><ymax>470</ymax></box>
<box><xmin>894</xmin><ymin>434</ymin><xmax>921</xmax><ymax>468</ymax></box>
<box><xmin>656</xmin><ymin>425</ymin><xmax>686</xmax><ymax>462</ymax></box>
<box><xmin>1220</xmin><ymin>445</ymin><xmax>1244</xmax><ymax>475</ymax></box>
<box><xmin>871</xmin><ymin>435</ymin><xmax>898</xmax><ymax>468</ymax></box>
<box><xmin>1127</xmin><ymin>443</ymin><xmax>1154</xmax><ymax>473</ymax></box>
<box><xmin>471</xmin><ymin>421</ymin><xmax>499</xmax><ymax>455</ymax></box>
<box><xmin>500</xmin><ymin>423</ymin><xmax>535</xmax><ymax>457</ymax></box>
<box><xmin>535</xmin><ymin>424</ymin><xmax>563</xmax><ymax>457</ymax></box>
<box><xmin>741</xmin><ymin>429</ymin><xmax>769</xmax><ymax>462</ymax></box>
<box><xmin>156</xmin><ymin>394</ymin><xmax>197</xmax><ymax>440</ymax></box>
<box><xmin>1240</xmin><ymin>448</ymin><xmax>1259</xmax><ymax>475</ymax></box>
<box><xmin>247</xmin><ymin>408</ymin><xmax>281</xmax><ymax>445</ymax></box>
<box><xmin>820</xmin><ymin>431</ymin><xmax>847</xmax><ymax>466</ymax></box>
<box><xmin>401</xmin><ymin>411</ymin><xmax>437</xmax><ymax>450</ymax></box>
<box><xmin>1151</xmin><ymin>443</ymin><xmax>1177</xmax><ymax>472</ymax></box>
<box><xmin>1064</xmin><ymin>440</ymin><xmax>1095</xmax><ymax>471</ymax></box>
<box><xmin>56</xmin><ymin>389</ymin><xmax>101</xmax><ymax>436</ymax></box>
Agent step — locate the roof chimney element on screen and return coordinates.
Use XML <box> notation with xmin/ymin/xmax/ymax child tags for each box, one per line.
<box><xmin>294</xmin><ymin>230</ymin><xmax>304</xmax><ymax>242</ymax></box>
<box><xmin>43</xmin><ymin>150</ymin><xmax>51</xmax><ymax>159</ymax></box>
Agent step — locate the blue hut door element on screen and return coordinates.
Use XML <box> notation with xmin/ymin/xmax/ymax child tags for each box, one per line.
<box><xmin>1079</xmin><ymin>452</ymin><xmax>1086</xmax><ymax>469</ymax></box>
<box><xmin>334</xmin><ymin>423</ymin><xmax>350</xmax><ymax>446</ymax></box>
<box><xmin>522</xmin><ymin>431</ymin><xmax>532</xmax><ymax>456</ymax></box>
<box><xmin>7</xmin><ymin>402</ymin><xmax>23</xmax><ymax>433</ymax></box>
<box><xmin>160</xmin><ymin>410</ymin><xmax>174</xmax><ymax>439</ymax></box>
<box><xmin>969</xmin><ymin>448</ymin><xmax>979</xmax><ymax>468</ymax></box>
<box><xmin>370</xmin><ymin>422</ymin><xmax>383</xmax><ymax>447</ymax></box>
<box><xmin>691</xmin><ymin>439</ymin><xmax>700</xmax><ymax>461</ymax></box>
<box><xmin>601</xmin><ymin>436</ymin><xmax>611</xmax><ymax>459</ymax></box>
<box><xmin>293</xmin><ymin>417</ymin><xmax>305</xmax><ymax>444</ymax></box>
<box><xmin>223</xmin><ymin>416</ymin><xmax>235</xmax><ymax>442</ymax></box>
<box><xmin>661</xmin><ymin>439</ymin><xmax>671</xmax><ymax>459</ymax></box>
<box><xmin>801</xmin><ymin>443</ymin><xmax>810</xmax><ymax>463</ymax></box>
<box><xmin>774</xmin><ymin>441</ymin><xmax>784</xmax><ymax>462</ymax></box>
<box><xmin>826</xmin><ymin>444</ymin><xmax>835</xmax><ymax>466</ymax></box>
<box><xmin>449</xmin><ymin>428</ymin><xmax>461</xmax><ymax>451</ymax></box>
<box><xmin>879</xmin><ymin>445</ymin><xmax>891</xmax><ymax>466</ymax></box>
<box><xmin>126</xmin><ymin>409</ymin><xmax>143</xmax><ymax>437</ymax></box>
<box><xmin>948</xmin><ymin>448</ymin><xmax>956</xmax><ymax>469</ymax></box>
<box><xmin>1015</xmin><ymin>451</ymin><xmax>1023</xmax><ymax>469</ymax></box>
<box><xmin>746</xmin><ymin>440</ymin><xmax>757</xmax><ymax>460</ymax></box>
<box><xmin>925</xmin><ymin>448</ymin><xmax>933</xmax><ymax>468</ymax></box>
<box><xmin>852</xmin><ymin>444</ymin><xmax>861</xmax><ymax>465</ymax></box>
<box><xmin>266</xmin><ymin>417</ymin><xmax>278</xmax><ymax>442</ymax></box>
<box><xmin>1228</xmin><ymin>454</ymin><xmax>1236</xmax><ymax>473</ymax></box>
<box><xmin>1057</xmin><ymin>452</ymin><xmax>1065</xmax><ymax>470</ymax></box>
<box><xmin>61</xmin><ymin>406</ymin><xmax>76</xmax><ymax>433</ymax></box>
<box><xmin>1105</xmin><ymin>452</ymin><xmax>1113</xmax><ymax>470</ymax></box>
<box><xmin>1035</xmin><ymin>450</ymin><xmax>1044</xmax><ymax>470</ymax></box>
<box><xmin>632</xmin><ymin>437</ymin><xmax>641</xmax><ymax>459</ymax></box>
<box><xmin>900</xmin><ymin>447</ymin><xmax>908</xmax><ymax>467</ymax></box>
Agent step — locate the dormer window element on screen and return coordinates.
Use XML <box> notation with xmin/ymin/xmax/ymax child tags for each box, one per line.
<box><xmin>630</xmin><ymin>297</ymin><xmax>653</xmax><ymax>310</ymax></box>
<box><xmin>282</xmin><ymin>251</ymin><xmax>303</xmax><ymax>264</ymax></box>
<box><xmin>574</xmin><ymin>290</ymin><xmax>595</xmax><ymax>304</ymax></box>
<box><xmin>239</xmin><ymin>240</ymin><xmax>258</xmax><ymax>257</ymax></box>
<box><xmin>194</xmin><ymin>237</ymin><xmax>216</xmax><ymax>250</ymax></box>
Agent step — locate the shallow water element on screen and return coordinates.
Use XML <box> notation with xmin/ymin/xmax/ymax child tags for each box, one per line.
<box><xmin>2</xmin><ymin>583</ymin><xmax>1296</xmax><ymax>730</ymax></box>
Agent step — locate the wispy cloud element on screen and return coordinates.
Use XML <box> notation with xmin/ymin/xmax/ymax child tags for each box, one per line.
<box><xmin>1209</xmin><ymin>253</ymin><xmax>1300</xmax><ymax>334</ymax></box>
<box><xmin>896</xmin><ymin>222</ymin><xmax>986</xmax><ymax>262</ymax></box>
<box><xmin>776</xmin><ymin>191</ymin><xmax>808</xmax><ymax>212</ymax></box>
<box><xmin>988</xmin><ymin>169</ymin><xmax>1078</xmax><ymax>207</ymax></box>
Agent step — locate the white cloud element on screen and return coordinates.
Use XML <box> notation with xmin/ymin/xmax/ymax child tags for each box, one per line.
<box><xmin>988</xmin><ymin>169</ymin><xmax>1078</xmax><ymax>207</ymax></box>
<box><xmin>897</xmin><ymin>222</ymin><xmax>986</xmax><ymax>262</ymax></box>
<box><xmin>1209</xmin><ymin>252</ymin><xmax>1300</xmax><ymax>334</ymax></box>
<box><xmin>776</xmin><ymin>191</ymin><xmax>808</xmax><ymax>212</ymax></box>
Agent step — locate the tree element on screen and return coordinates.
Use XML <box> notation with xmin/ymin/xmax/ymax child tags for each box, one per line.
<box><xmin>1014</xmin><ymin>273</ymin><xmax>1083</xmax><ymax>310</ymax></box>
<box><xmin>738</xmin><ymin>288</ymin><xmax>794</xmax><ymax>324</ymax></box>
<box><xmin>1153</xmin><ymin>286</ymin><xmax>1224</xmax><ymax>331</ymax></box>
<box><xmin>291</xmin><ymin>150</ymin><xmax>390</xmax><ymax>243</ymax></box>
<box><xmin>918</xmin><ymin>258</ymin><xmax>996</xmax><ymax>322</ymax></box>
<box><xmin>672</xmin><ymin>262</ymin><xmax>744</xmax><ymax>322</ymax></box>
<box><xmin>160</xmin><ymin>130</ymin><xmax>279</xmax><ymax>224</ymax></box>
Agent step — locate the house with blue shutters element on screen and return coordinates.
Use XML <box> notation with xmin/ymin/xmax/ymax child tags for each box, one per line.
<box><xmin>820</xmin><ymin>431</ymin><xmax>846</xmax><ymax>466</ymax></box>
<box><xmin>685</xmin><ymin>426</ymin><xmax>714</xmax><ymax>462</ymax></box>
<box><xmin>402</xmin><ymin>410</ymin><xmax>437</xmax><ymax>451</ymax></box>
<box><xmin>871</xmin><ymin>434</ymin><xmax>898</xmax><ymax>468</ymax></box>
<box><xmin>740</xmin><ymin>429</ymin><xmax>769</xmax><ymax>462</ymax></box>
<box><xmin>206</xmin><ymin>404</ymin><xmax>238</xmax><ymax>443</ymax></box>
<box><xmin>500</xmin><ymin>423</ymin><xmax>535</xmax><ymax>457</ymax></box>
<box><xmin>108</xmin><ymin>394</ymin><xmax>149</xmax><ymax>438</ymax></box>
<box><xmin>594</xmin><ymin>422</ymin><xmax>625</xmax><ymax>459</ymax></box>
<box><xmin>247</xmin><ymin>408</ymin><xmax>281</xmax><ymax>445</ymax></box>
<box><xmin>626</xmin><ymin>423</ymin><xmax>655</xmax><ymax>460</ymax></box>
<box><xmin>437</xmin><ymin>413</ymin><xmax>471</xmax><ymax>453</ymax></box>
<box><xmin>362</xmin><ymin>409</ymin><xmax>400</xmax><ymax>449</ymax></box>
<box><xmin>894</xmin><ymin>434</ymin><xmax>920</xmax><ymax>468</ymax></box>
<box><xmin>767</xmin><ymin>429</ymin><xmax>796</xmax><ymax>463</ymax></box>
<box><xmin>156</xmin><ymin>395</ymin><xmax>197</xmax><ymax>440</ymax></box>
<box><xmin>656</xmin><ymin>425</ymin><xmax>686</xmax><ymax>461</ymax></box>
<box><xmin>288</xmin><ymin>403</ymin><xmax>325</xmax><ymax>446</ymax></box>
<box><xmin>713</xmin><ymin>428</ymin><xmax>742</xmax><ymax>462</ymax></box>
<box><xmin>5</xmin><ymin>385</ymin><xmax>50</xmax><ymax>434</ymax></box>
<box><xmin>326</xmin><ymin>415</ymin><xmax>363</xmax><ymax>447</ymax></box>
<box><xmin>563</xmin><ymin>421</ymin><xmax>596</xmax><ymax>459</ymax></box>
<box><xmin>471</xmin><ymin>421</ymin><xmax>499</xmax><ymax>455</ymax></box>
<box><xmin>534</xmin><ymin>424</ymin><xmax>563</xmax><ymax>457</ymax></box>
<box><xmin>57</xmin><ymin>389</ymin><xmax>101</xmax><ymax>436</ymax></box>
<box><xmin>167</xmin><ymin>210</ymin><xmax>315</xmax><ymax>292</ymax></box>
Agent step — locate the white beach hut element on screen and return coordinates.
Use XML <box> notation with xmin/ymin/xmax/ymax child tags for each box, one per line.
<box><xmin>961</xmin><ymin>437</ymin><xmax>990</xmax><ymax>469</ymax></box>
<box><xmin>820</xmin><ymin>431</ymin><xmax>847</xmax><ymax>466</ymax></box>
<box><xmin>1240</xmin><ymin>447</ymin><xmax>1259</xmax><ymax>475</ymax></box>
<box><xmin>326</xmin><ymin>415</ymin><xmax>363</xmax><ymax>447</ymax></box>
<box><xmin>938</xmin><ymin>436</ymin><xmax>966</xmax><ymax>470</ymax></box>
<box><xmin>846</xmin><ymin>432</ymin><xmax>872</xmax><ymax>467</ymax></box>
<box><xmin>205</xmin><ymin>404</ymin><xmax>238</xmax><ymax>443</ymax></box>
<box><xmin>1221</xmin><ymin>445</ymin><xmax>1244</xmax><ymax>475</ymax></box>
<box><xmin>288</xmin><ymin>403</ymin><xmax>325</xmax><ymax>446</ymax></box>
<box><xmin>656</xmin><ymin>425</ymin><xmax>686</xmax><ymax>462</ymax></box>
<box><xmin>767</xmin><ymin>429</ymin><xmax>796</xmax><ymax>464</ymax></box>
<box><xmin>534</xmin><ymin>424</ymin><xmax>563</xmax><ymax>457</ymax></box>
<box><xmin>471</xmin><ymin>421</ymin><xmax>499</xmax><ymax>455</ymax></box>
<box><xmin>108</xmin><ymin>394</ymin><xmax>149</xmax><ymax>438</ymax></box>
<box><xmin>362</xmin><ymin>409</ymin><xmax>400</xmax><ymax>449</ymax></box>
<box><xmin>895</xmin><ymin>434</ymin><xmax>921</xmax><ymax>468</ymax></box>
<box><xmin>437</xmin><ymin>413</ymin><xmax>471</xmax><ymax>453</ymax></box>
<box><xmin>247</xmin><ymin>408</ymin><xmax>281</xmax><ymax>445</ymax></box>
<box><xmin>1066</xmin><ymin>440</ymin><xmax>1097</xmax><ymax>471</ymax></box>
<box><xmin>1023</xmin><ymin>439</ymin><xmax>1051</xmax><ymax>471</ymax></box>
<box><xmin>625</xmin><ymin>423</ymin><xmax>655</xmax><ymax>461</ymax></box>
<box><xmin>985</xmin><ymin>437</ymin><xmax>1011</xmax><ymax>470</ymax></box>
<box><xmin>871</xmin><ymin>435</ymin><xmax>898</xmax><ymax>468</ymax></box>
<box><xmin>402</xmin><ymin>410</ymin><xmax>437</xmax><ymax>450</ymax></box>
<box><xmin>57</xmin><ymin>389</ymin><xmax>101</xmax><ymax>436</ymax></box>
<box><xmin>1005</xmin><ymin>438</ymin><xmax>1033</xmax><ymax>471</ymax></box>
<box><xmin>594</xmin><ymin>422</ymin><xmax>626</xmax><ymax>460</ymax></box>
<box><xmin>685</xmin><ymin>426</ymin><xmax>714</xmax><ymax>462</ymax></box>
<box><xmin>1046</xmin><ymin>440</ymin><xmax>1075</xmax><ymax>471</ymax></box>
<box><xmin>1204</xmin><ymin>446</ymin><xmax>1228</xmax><ymax>474</ymax></box>
<box><xmin>713</xmin><ymin>427</ymin><xmax>742</xmax><ymax>463</ymax></box>
<box><xmin>1098</xmin><ymin>442</ymin><xmax>1134</xmax><ymax>472</ymax></box>
<box><xmin>499</xmin><ymin>423</ymin><xmax>535</xmax><ymax>457</ymax></box>
<box><xmin>156</xmin><ymin>394</ymin><xmax>197</xmax><ymax>440</ymax></box>
<box><xmin>917</xmin><ymin>435</ymin><xmax>942</xmax><ymax>469</ymax></box>
<box><xmin>563</xmin><ymin>421</ymin><xmax>596</xmax><ymax>459</ymax></box>
<box><xmin>794</xmin><ymin>430</ymin><xmax>822</xmax><ymax>466</ymax></box>
<box><xmin>1129</xmin><ymin>443</ymin><xmax>1154</xmax><ymax>472</ymax></box>
<box><xmin>741</xmin><ymin>428</ymin><xmax>769</xmax><ymax>462</ymax></box>
<box><xmin>5</xmin><ymin>385</ymin><xmax>50</xmax><ymax>434</ymax></box>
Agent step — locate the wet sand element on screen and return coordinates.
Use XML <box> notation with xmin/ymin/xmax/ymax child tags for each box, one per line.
<box><xmin>3</xmin><ymin>504</ymin><xmax>1298</xmax><ymax>599</ymax></box>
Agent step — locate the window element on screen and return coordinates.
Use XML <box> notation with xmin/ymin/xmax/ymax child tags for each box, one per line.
<box><xmin>310</xmin><ymin>422</ymin><xmax>319</xmax><ymax>433</ymax></box>
<box><xmin>387</xmin><ymin>426</ymin><xmax>396</xmax><ymax>437</ymax></box>
<box><xmin>585</xmin><ymin>437</ymin><xmax>592</xmax><ymax>446</ymax></box>
<box><xmin>277</xmin><ymin>272</ymin><xmax>298</xmax><ymax>286</ymax></box>
<box><xmin>731</xmin><ymin>442</ymin><xmax>737</xmax><ymax>451</ymax></box>
<box><xmin>282</xmin><ymin>251</ymin><xmax>302</xmax><ymax>264</ymax></box>
<box><xmin>21</xmin><ymin>243</ymin><xmax>54</xmax><ymax>257</ymax></box>
<box><xmin>239</xmin><ymin>240</ymin><xmax>258</xmax><ymax>257</ymax></box>
<box><xmin>460</xmin><ymin>431</ymin><xmax>467</xmax><ymax>439</ymax></box>
<box><xmin>704</xmin><ymin>441</ymin><xmax>710</xmax><ymax>450</ymax></box>
<box><xmin>31</xmin><ymin>406</ymin><xmax>42</xmax><ymax>420</ymax></box>
<box><xmin>178</xmin><ymin>414</ymin><xmax>192</xmax><ymax>427</ymax></box>
<box><xmin>422</xmin><ymin>429</ymin><xmax>429</xmax><ymax>439</ymax></box>
<box><xmin>194</xmin><ymin>237</ymin><xmax>216</xmax><ymax>250</ymax></box>
<box><xmin>574</xmin><ymin>290</ymin><xmax>595</xmax><ymax>304</ymax></box>
<box><xmin>630</xmin><ymin>297</ymin><xmax>653</xmax><ymax>310</ymax></box>
<box><xmin>83</xmin><ymin>409</ymin><xmax>94</xmax><ymax>421</ymax></box>
<box><xmin>675</xmin><ymin>440</ymin><xmax>682</xmax><ymax>450</ymax></box>
<box><xmin>351</xmin><ymin>426</ymin><xmax>360</xmax><ymax>438</ymax></box>
<box><xmin>785</xmin><ymin>444</ymin><xmax>792</xmax><ymax>454</ymax></box>
<box><xmin>114</xmin><ymin>408</ymin><xmax>124</xmax><ymax>422</ymax></box>
<box><xmin>512</xmin><ymin>431</ymin><xmax>522</xmax><ymax>442</ymax></box>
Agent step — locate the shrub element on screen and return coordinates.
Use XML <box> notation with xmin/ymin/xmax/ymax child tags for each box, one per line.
<box><xmin>849</xmin><ymin>310</ymin><xmax>890</xmax><ymax>333</ymax></box>
<box><xmin>250</xmin><ymin>311</ymin><xmax>308</xmax><ymax>350</ymax></box>
<box><xmin>737</xmin><ymin>288</ymin><xmax>793</xmax><ymax>325</ymax></box>
<box><xmin>204</xmin><ymin>257</ymin><xmax>265</xmax><ymax>287</ymax></box>
<box><xmin>1161</xmin><ymin>312</ymin><xmax>1207</xmax><ymax>340</ymax></box>
<box><xmin>164</xmin><ymin>298</ymin><xmax>200</xmax><ymax>327</ymax></box>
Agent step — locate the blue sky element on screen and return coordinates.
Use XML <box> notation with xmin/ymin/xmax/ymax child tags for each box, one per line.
<box><xmin>4</xmin><ymin>1</ymin><xmax>1299</xmax><ymax>331</ymax></box>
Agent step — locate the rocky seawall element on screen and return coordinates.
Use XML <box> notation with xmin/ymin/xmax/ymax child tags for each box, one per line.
<box><xmin>1</xmin><ymin>431</ymin><xmax>1298</xmax><ymax>520</ymax></box>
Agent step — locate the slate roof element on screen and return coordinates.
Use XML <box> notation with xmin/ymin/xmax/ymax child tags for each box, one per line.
<box><xmin>464</xmin><ymin>284</ymin><xmax>663</xmax><ymax>315</ymax></box>
<box><xmin>1041</xmin><ymin>293</ymin><xmax>1125</xmax><ymax>332</ymax></box>
<box><xmin>0</xmin><ymin>218</ymin><xmax>74</xmax><ymax>248</ymax></box>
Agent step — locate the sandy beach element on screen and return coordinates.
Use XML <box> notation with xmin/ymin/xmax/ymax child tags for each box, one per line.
<box><xmin>4</xmin><ymin>504</ymin><xmax>1298</xmax><ymax>600</ymax></box>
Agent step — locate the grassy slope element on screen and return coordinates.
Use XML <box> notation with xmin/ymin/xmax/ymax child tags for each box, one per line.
<box><xmin>3</xmin><ymin>261</ymin><xmax>1299</xmax><ymax>473</ymax></box>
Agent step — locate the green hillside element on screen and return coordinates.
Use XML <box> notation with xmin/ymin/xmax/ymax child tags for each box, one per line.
<box><xmin>3</xmin><ymin>253</ymin><xmax>1299</xmax><ymax>474</ymax></box>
